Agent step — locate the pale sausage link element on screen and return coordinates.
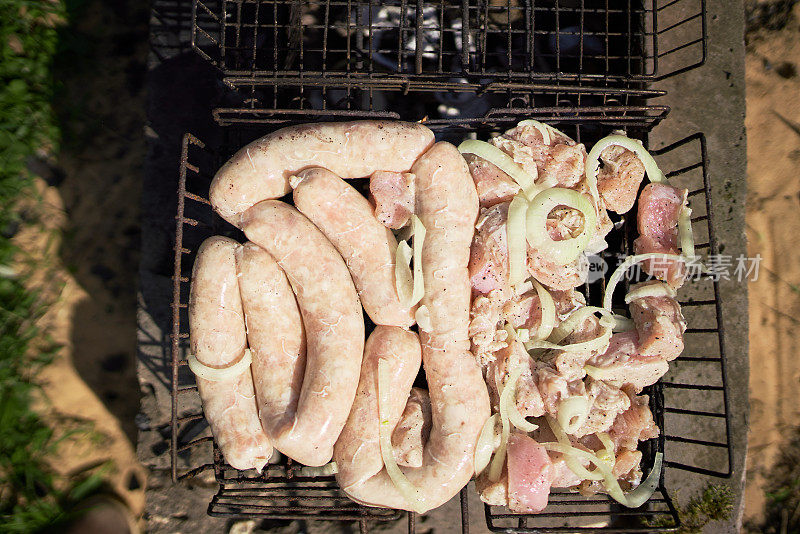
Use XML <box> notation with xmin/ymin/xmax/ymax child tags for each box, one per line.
<box><xmin>241</xmin><ymin>201</ymin><xmax>365</xmax><ymax>467</ymax></box>
<box><xmin>189</xmin><ymin>236</ymin><xmax>272</xmax><ymax>471</ymax></box>
<box><xmin>334</xmin><ymin>143</ymin><xmax>491</xmax><ymax>512</ymax></box>
<box><xmin>210</xmin><ymin>121</ymin><xmax>435</xmax><ymax>225</ymax></box>
<box><xmin>236</xmin><ymin>242</ymin><xmax>307</xmax><ymax>453</ymax></box>
<box><xmin>292</xmin><ymin>167</ymin><xmax>416</xmax><ymax>327</ymax></box>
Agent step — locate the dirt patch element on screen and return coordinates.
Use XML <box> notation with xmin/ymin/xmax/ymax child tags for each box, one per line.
<box><xmin>743</xmin><ymin>3</ymin><xmax>800</xmax><ymax>527</ymax></box>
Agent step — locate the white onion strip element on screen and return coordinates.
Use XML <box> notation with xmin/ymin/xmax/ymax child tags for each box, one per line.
<box><xmin>545</xmin><ymin>416</ymin><xmax>603</xmax><ymax>481</ymax></box>
<box><xmin>678</xmin><ymin>206</ymin><xmax>696</xmax><ymax>260</ymax></box>
<box><xmin>624</xmin><ymin>282</ymin><xmax>676</xmax><ymax>304</ymax></box>
<box><xmin>298</xmin><ymin>462</ymin><xmax>338</xmax><ymax>477</ymax></box>
<box><xmin>507</xmin><ymin>194</ymin><xmax>529</xmax><ymax>286</ymax></box>
<box><xmin>502</xmin><ymin>362</ymin><xmax>539</xmax><ymax>433</ymax></box>
<box><xmin>526</xmin><ymin>319</ymin><xmax>612</xmax><ymax>354</ymax></box>
<box><xmin>526</xmin><ymin>188</ymin><xmax>597</xmax><ymax>266</ymax></box>
<box><xmin>557</xmin><ymin>396</ymin><xmax>590</xmax><ymax>435</ymax></box>
<box><xmin>602</xmin><ymin>253</ymin><xmax>684</xmax><ymax>310</ymax></box>
<box><xmin>541</xmin><ymin>439</ymin><xmax>664</xmax><ymax>507</ymax></box>
<box><xmin>187</xmin><ymin>348</ymin><xmax>253</xmax><ymax>382</ymax></box>
<box><xmin>395</xmin><ymin>240</ymin><xmax>414</xmax><ymax>306</ymax></box>
<box><xmin>530</xmin><ymin>279</ymin><xmax>556</xmax><ymax>341</ymax></box>
<box><xmin>415</xmin><ymin>305</ymin><xmax>432</xmax><ymax>333</ymax></box>
<box><xmin>474</xmin><ymin>414</ymin><xmax>500</xmax><ymax>476</ymax></box>
<box><xmin>586</xmin><ymin>134</ymin><xmax>666</xmax><ymax>187</ymax></box>
<box><xmin>457</xmin><ymin>140</ymin><xmax>540</xmax><ymax>199</ymax></box>
<box><xmin>377</xmin><ymin>359</ymin><xmax>426</xmax><ymax>512</ymax></box>
<box><xmin>410</xmin><ymin>215</ymin><xmax>426</xmax><ymax>306</ymax></box>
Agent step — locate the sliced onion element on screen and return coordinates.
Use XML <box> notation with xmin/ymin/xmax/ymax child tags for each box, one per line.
<box><xmin>602</xmin><ymin>253</ymin><xmax>684</xmax><ymax>310</ymax></box>
<box><xmin>410</xmin><ymin>215</ymin><xmax>426</xmax><ymax>306</ymax></box>
<box><xmin>187</xmin><ymin>348</ymin><xmax>252</xmax><ymax>382</ymax></box>
<box><xmin>544</xmin><ymin>417</ymin><xmax>604</xmax><ymax>481</ymax></box>
<box><xmin>623</xmin><ymin>452</ymin><xmax>664</xmax><ymax>508</ymax></box>
<box><xmin>525</xmin><ymin>320</ymin><xmax>612</xmax><ymax>354</ymax></box>
<box><xmin>474</xmin><ymin>414</ymin><xmax>500</xmax><ymax>476</ymax></box>
<box><xmin>678</xmin><ymin>206</ymin><xmax>696</xmax><ymax>260</ymax></box>
<box><xmin>586</xmin><ymin>134</ymin><xmax>666</xmax><ymax>188</ymax></box>
<box><xmin>541</xmin><ymin>439</ymin><xmax>664</xmax><ymax>508</ymax></box>
<box><xmin>529</xmin><ymin>279</ymin><xmax>556</xmax><ymax>341</ymax></box>
<box><xmin>395</xmin><ymin>240</ymin><xmax>414</xmax><ymax>306</ymax></box>
<box><xmin>557</xmin><ymin>396</ymin><xmax>590</xmax><ymax>435</ymax></box>
<box><xmin>502</xmin><ymin>361</ymin><xmax>539</xmax><ymax>433</ymax></box>
<box><xmin>377</xmin><ymin>359</ymin><xmax>426</xmax><ymax>512</ymax></box>
<box><xmin>583</xmin><ymin>365</ymin><xmax>619</xmax><ymax>382</ymax></box>
<box><xmin>611</xmin><ymin>315</ymin><xmax>635</xmax><ymax>332</ymax></box>
<box><xmin>415</xmin><ymin>305</ymin><xmax>432</xmax><ymax>333</ymax></box>
<box><xmin>488</xmin><ymin>356</ymin><xmax>517</xmax><ymax>482</ymax></box>
<box><xmin>526</xmin><ymin>188</ymin><xmax>597</xmax><ymax>266</ymax></box>
<box><xmin>549</xmin><ymin>306</ymin><xmax>608</xmax><ymax>345</ymax></box>
<box><xmin>507</xmin><ymin>194</ymin><xmax>529</xmax><ymax>286</ymax></box>
<box><xmin>514</xmin><ymin>280</ymin><xmax>533</xmax><ymax>296</ymax></box>
<box><xmin>596</xmin><ymin>433</ymin><xmax>616</xmax><ymax>469</ymax></box>
<box><xmin>298</xmin><ymin>462</ymin><xmax>338</xmax><ymax>477</ymax></box>
<box><xmin>515</xmin><ymin>328</ymin><xmax>531</xmax><ymax>343</ymax></box>
<box><xmin>458</xmin><ymin>139</ymin><xmax>540</xmax><ymax>200</ymax></box>
<box><xmin>624</xmin><ymin>281</ymin><xmax>676</xmax><ymax>304</ymax></box>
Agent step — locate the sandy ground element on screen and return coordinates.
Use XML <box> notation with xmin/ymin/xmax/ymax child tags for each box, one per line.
<box><xmin>11</xmin><ymin>0</ymin><xmax>149</xmax><ymax>527</ymax></box>
<box><xmin>743</xmin><ymin>3</ymin><xmax>800</xmax><ymax>526</ymax></box>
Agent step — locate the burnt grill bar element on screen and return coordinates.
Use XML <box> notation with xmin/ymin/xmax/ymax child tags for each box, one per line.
<box><xmin>192</xmin><ymin>0</ymin><xmax>705</xmax><ymax>83</ymax></box>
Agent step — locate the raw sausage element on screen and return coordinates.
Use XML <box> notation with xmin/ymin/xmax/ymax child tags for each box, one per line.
<box><xmin>188</xmin><ymin>236</ymin><xmax>272</xmax><ymax>471</ymax></box>
<box><xmin>334</xmin><ymin>143</ymin><xmax>491</xmax><ymax>512</ymax></box>
<box><xmin>241</xmin><ymin>201</ymin><xmax>364</xmax><ymax>466</ymax></box>
<box><xmin>236</xmin><ymin>242</ymin><xmax>307</xmax><ymax>454</ymax></box>
<box><xmin>292</xmin><ymin>167</ymin><xmax>416</xmax><ymax>327</ymax></box>
<box><xmin>335</xmin><ymin>327</ymin><xmax>422</xmax><ymax>490</ymax></box>
<box><xmin>210</xmin><ymin>121</ymin><xmax>435</xmax><ymax>225</ymax></box>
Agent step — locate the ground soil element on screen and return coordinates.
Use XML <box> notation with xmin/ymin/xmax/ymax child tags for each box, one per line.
<box><xmin>743</xmin><ymin>2</ymin><xmax>800</xmax><ymax>527</ymax></box>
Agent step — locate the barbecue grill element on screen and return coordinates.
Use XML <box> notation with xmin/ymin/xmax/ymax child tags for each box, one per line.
<box><xmin>167</xmin><ymin>1</ymin><xmax>729</xmax><ymax>531</ymax></box>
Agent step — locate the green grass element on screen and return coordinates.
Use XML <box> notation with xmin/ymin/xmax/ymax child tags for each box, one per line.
<box><xmin>0</xmin><ymin>1</ymin><xmax>104</xmax><ymax>532</ymax></box>
<box><xmin>646</xmin><ymin>483</ymin><xmax>734</xmax><ymax>533</ymax></box>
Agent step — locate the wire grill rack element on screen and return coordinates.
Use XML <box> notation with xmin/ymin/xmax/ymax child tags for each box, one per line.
<box><xmin>170</xmin><ymin>111</ymin><xmax>731</xmax><ymax>532</ymax></box>
<box><xmin>191</xmin><ymin>0</ymin><xmax>705</xmax><ymax>86</ymax></box>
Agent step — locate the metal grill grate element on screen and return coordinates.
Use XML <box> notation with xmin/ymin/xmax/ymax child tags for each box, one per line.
<box><xmin>170</xmin><ymin>113</ymin><xmax>731</xmax><ymax>532</ymax></box>
<box><xmin>191</xmin><ymin>0</ymin><xmax>705</xmax><ymax>85</ymax></box>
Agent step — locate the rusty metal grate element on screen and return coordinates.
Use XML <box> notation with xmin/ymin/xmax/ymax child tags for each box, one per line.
<box><xmin>170</xmin><ymin>111</ymin><xmax>731</xmax><ymax>532</ymax></box>
<box><xmin>191</xmin><ymin>0</ymin><xmax>706</xmax><ymax>85</ymax></box>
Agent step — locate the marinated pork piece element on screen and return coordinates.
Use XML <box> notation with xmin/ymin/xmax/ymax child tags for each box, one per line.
<box><xmin>477</xmin><ymin>472</ymin><xmax>509</xmax><ymax>506</ymax></box>
<box><xmin>370</xmin><ymin>170</ymin><xmax>416</xmax><ymax>229</ymax></box>
<box><xmin>507</xmin><ymin>434</ymin><xmax>553</xmax><ymax>513</ymax></box>
<box><xmin>391</xmin><ymin>388</ymin><xmax>432</xmax><ymax>468</ymax></box>
<box><xmin>586</xmin><ymin>331</ymin><xmax>670</xmax><ymax>392</ymax></box>
<box><xmin>469</xmin><ymin>288</ymin><xmax>512</xmax><ymax>364</ymax></box>
<box><xmin>575</xmin><ymin>378</ymin><xmax>632</xmax><ymax>437</ymax></box>
<box><xmin>489</xmin><ymin>136</ymin><xmax>541</xmax><ymax>180</ymax></box>
<box><xmin>596</xmin><ymin>144</ymin><xmax>646</xmax><ymax>214</ymax></box>
<box><xmin>612</xmin><ymin>449</ymin><xmax>644</xmax><ymax>480</ymax></box>
<box><xmin>464</xmin><ymin>153</ymin><xmax>521</xmax><ymax>207</ymax></box>
<box><xmin>501</xmin><ymin>122</ymin><xmax>586</xmax><ymax>188</ymax></box>
<box><xmin>629</xmin><ymin>281</ymin><xmax>686</xmax><ymax>360</ymax></box>
<box><xmin>527</xmin><ymin>246</ymin><xmax>589</xmax><ymax>291</ymax></box>
<box><xmin>609</xmin><ymin>390</ymin><xmax>659</xmax><ymax>450</ymax></box>
<box><xmin>633</xmin><ymin>182</ymin><xmax>688</xmax><ymax>287</ymax></box>
<box><xmin>470</xmin><ymin>203</ymin><xmax>510</xmax><ymax>294</ymax></box>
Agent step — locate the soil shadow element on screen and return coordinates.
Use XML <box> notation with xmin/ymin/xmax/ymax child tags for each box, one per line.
<box><xmin>51</xmin><ymin>0</ymin><xmax>149</xmax><ymax>442</ymax></box>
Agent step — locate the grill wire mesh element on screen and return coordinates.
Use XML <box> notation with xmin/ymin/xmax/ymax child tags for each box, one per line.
<box><xmin>192</xmin><ymin>0</ymin><xmax>706</xmax><ymax>83</ymax></box>
<box><xmin>171</xmin><ymin>118</ymin><xmax>730</xmax><ymax>532</ymax></box>
<box><xmin>169</xmin><ymin>0</ymin><xmax>721</xmax><ymax>531</ymax></box>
